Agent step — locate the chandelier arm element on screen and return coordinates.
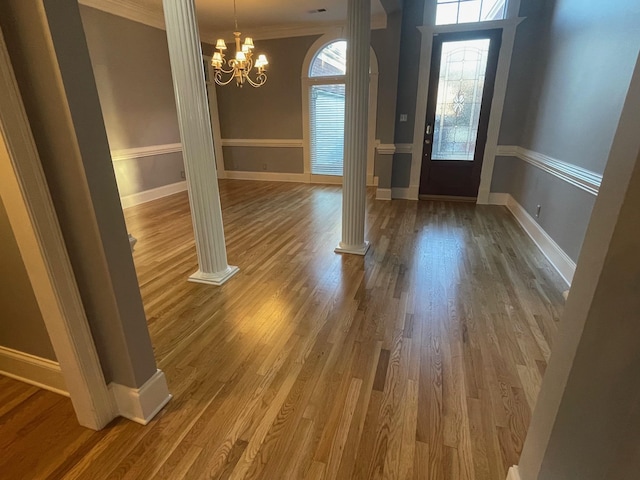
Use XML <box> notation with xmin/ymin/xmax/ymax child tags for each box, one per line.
<box><xmin>244</xmin><ymin>73</ymin><xmax>267</xmax><ymax>88</ymax></box>
<box><xmin>214</xmin><ymin>71</ymin><xmax>237</xmax><ymax>86</ymax></box>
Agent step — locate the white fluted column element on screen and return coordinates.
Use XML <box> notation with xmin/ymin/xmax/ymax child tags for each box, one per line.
<box><xmin>163</xmin><ymin>0</ymin><xmax>238</xmax><ymax>285</ymax></box>
<box><xmin>335</xmin><ymin>0</ymin><xmax>371</xmax><ymax>256</ymax></box>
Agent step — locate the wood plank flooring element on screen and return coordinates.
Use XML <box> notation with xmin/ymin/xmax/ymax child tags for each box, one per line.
<box><xmin>0</xmin><ymin>180</ymin><xmax>565</xmax><ymax>479</ymax></box>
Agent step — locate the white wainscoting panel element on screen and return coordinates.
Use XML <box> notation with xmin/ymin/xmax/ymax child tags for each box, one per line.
<box><xmin>120</xmin><ymin>181</ymin><xmax>187</xmax><ymax>209</ymax></box>
<box><xmin>496</xmin><ymin>145</ymin><xmax>602</xmax><ymax>196</ymax></box>
<box><xmin>489</xmin><ymin>193</ymin><xmax>576</xmax><ymax>286</ymax></box>
<box><xmin>109</xmin><ymin>369</ymin><xmax>172</xmax><ymax>425</ymax></box>
<box><xmin>0</xmin><ymin>346</ymin><xmax>68</xmax><ymax>395</ymax></box>
<box><xmin>111</xmin><ymin>143</ymin><xmax>182</xmax><ymax>162</ymax></box>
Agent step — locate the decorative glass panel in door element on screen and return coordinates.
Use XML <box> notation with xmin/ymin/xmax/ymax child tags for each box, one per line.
<box><xmin>419</xmin><ymin>30</ymin><xmax>502</xmax><ymax>198</ymax></box>
<box><xmin>432</xmin><ymin>39</ymin><xmax>490</xmax><ymax>161</ymax></box>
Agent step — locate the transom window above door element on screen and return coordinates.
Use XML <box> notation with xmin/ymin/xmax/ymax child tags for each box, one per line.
<box><xmin>436</xmin><ymin>0</ymin><xmax>507</xmax><ymax>26</ymax></box>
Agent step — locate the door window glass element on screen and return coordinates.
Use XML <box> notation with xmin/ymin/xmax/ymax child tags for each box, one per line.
<box><xmin>432</xmin><ymin>38</ymin><xmax>490</xmax><ymax>161</ymax></box>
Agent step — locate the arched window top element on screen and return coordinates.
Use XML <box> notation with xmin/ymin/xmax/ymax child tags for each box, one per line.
<box><xmin>309</xmin><ymin>41</ymin><xmax>347</xmax><ymax>77</ymax></box>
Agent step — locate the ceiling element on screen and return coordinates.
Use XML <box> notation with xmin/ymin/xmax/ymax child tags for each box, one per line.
<box><xmin>85</xmin><ymin>0</ymin><xmax>389</xmax><ymax>41</ymax></box>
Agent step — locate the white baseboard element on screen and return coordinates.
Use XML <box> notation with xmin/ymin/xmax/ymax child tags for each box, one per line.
<box><xmin>487</xmin><ymin>192</ymin><xmax>510</xmax><ymax>205</ymax></box>
<box><xmin>0</xmin><ymin>346</ymin><xmax>68</xmax><ymax>396</ymax></box>
<box><xmin>376</xmin><ymin>188</ymin><xmax>392</xmax><ymax>200</ymax></box>
<box><xmin>391</xmin><ymin>185</ymin><xmax>419</xmax><ymax>200</ymax></box>
<box><xmin>109</xmin><ymin>369</ymin><xmax>172</xmax><ymax>425</ymax></box>
<box><xmin>224</xmin><ymin>171</ymin><xmax>309</xmax><ymax>183</ymax></box>
<box><xmin>120</xmin><ymin>181</ymin><xmax>187</xmax><ymax>209</ymax></box>
<box><xmin>488</xmin><ymin>193</ymin><xmax>576</xmax><ymax>286</ymax></box>
<box><xmin>507</xmin><ymin>466</ymin><xmax>521</xmax><ymax>480</ymax></box>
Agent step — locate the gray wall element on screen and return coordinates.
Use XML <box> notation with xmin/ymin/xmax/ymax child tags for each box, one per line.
<box><xmin>0</xmin><ymin>200</ymin><xmax>56</xmax><ymax>361</ymax></box>
<box><xmin>1</xmin><ymin>0</ymin><xmax>159</xmax><ymax>388</ymax></box>
<box><xmin>518</xmin><ymin>55</ymin><xmax>640</xmax><ymax>480</ymax></box>
<box><xmin>80</xmin><ymin>5</ymin><xmax>185</xmax><ymax>196</ymax></box>
<box><xmin>493</xmin><ymin>0</ymin><xmax>640</xmax><ymax>262</ymax></box>
<box><xmin>391</xmin><ymin>0</ymin><xmax>425</xmax><ymax>188</ymax></box>
<box><xmin>207</xmin><ymin>20</ymin><xmax>403</xmax><ymax>187</ymax></box>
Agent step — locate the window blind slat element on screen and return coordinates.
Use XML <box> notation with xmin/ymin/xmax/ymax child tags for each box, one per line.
<box><xmin>310</xmin><ymin>84</ymin><xmax>345</xmax><ymax>176</ymax></box>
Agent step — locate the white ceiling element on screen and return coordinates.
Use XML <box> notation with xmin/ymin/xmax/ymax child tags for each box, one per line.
<box><xmin>99</xmin><ymin>0</ymin><xmax>387</xmax><ymax>40</ymax></box>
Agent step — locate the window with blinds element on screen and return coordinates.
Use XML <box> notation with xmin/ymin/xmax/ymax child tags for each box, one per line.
<box><xmin>310</xmin><ymin>84</ymin><xmax>345</xmax><ymax>176</ymax></box>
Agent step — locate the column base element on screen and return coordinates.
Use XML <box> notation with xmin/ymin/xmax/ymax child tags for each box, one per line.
<box><xmin>335</xmin><ymin>241</ymin><xmax>370</xmax><ymax>256</ymax></box>
<box><xmin>188</xmin><ymin>265</ymin><xmax>239</xmax><ymax>286</ymax></box>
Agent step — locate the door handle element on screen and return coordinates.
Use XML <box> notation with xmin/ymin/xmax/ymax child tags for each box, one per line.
<box><xmin>426</xmin><ymin>124</ymin><xmax>433</xmax><ymax>135</ymax></box>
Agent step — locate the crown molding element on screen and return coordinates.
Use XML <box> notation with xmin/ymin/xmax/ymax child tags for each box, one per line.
<box><xmin>79</xmin><ymin>0</ymin><xmax>166</xmax><ymax>30</ymax></box>
<box><xmin>79</xmin><ymin>1</ymin><xmax>388</xmax><ymax>42</ymax></box>
<box><xmin>201</xmin><ymin>14</ymin><xmax>388</xmax><ymax>42</ymax></box>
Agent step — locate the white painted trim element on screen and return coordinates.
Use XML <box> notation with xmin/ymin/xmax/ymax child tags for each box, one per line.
<box><xmin>110</xmin><ymin>143</ymin><xmax>182</xmax><ymax>162</ymax></box>
<box><xmin>477</xmin><ymin>18</ymin><xmax>524</xmax><ymax>203</ymax></box>
<box><xmin>0</xmin><ymin>32</ymin><xmax>116</xmax><ymax>429</ymax></box>
<box><xmin>496</xmin><ymin>145</ymin><xmax>602</xmax><ymax>196</ymax></box>
<box><xmin>376</xmin><ymin>188</ymin><xmax>392</xmax><ymax>200</ymax></box>
<box><xmin>391</xmin><ymin>186</ymin><xmax>420</xmax><ymax>200</ymax></box>
<box><xmin>79</xmin><ymin>0</ymin><xmax>387</xmax><ymax>42</ymax></box>
<box><xmin>203</xmin><ymin>15</ymin><xmax>387</xmax><ymax>43</ymax></box>
<box><xmin>488</xmin><ymin>194</ymin><xmax>576</xmax><ymax>286</ymax></box>
<box><xmin>79</xmin><ymin>0</ymin><xmax>165</xmax><ymax>30</ymax></box>
<box><xmin>487</xmin><ymin>192</ymin><xmax>510</xmax><ymax>205</ymax></box>
<box><xmin>507</xmin><ymin>466</ymin><xmax>521</xmax><ymax>480</ymax></box>
<box><xmin>109</xmin><ymin>369</ymin><xmax>172</xmax><ymax>425</ymax></box>
<box><xmin>120</xmin><ymin>181</ymin><xmax>187</xmax><ymax>209</ymax></box>
<box><xmin>224</xmin><ymin>171</ymin><xmax>309</xmax><ymax>183</ymax></box>
<box><xmin>395</xmin><ymin>143</ymin><xmax>413</xmax><ymax>154</ymax></box>
<box><xmin>410</xmin><ymin>11</ymin><xmax>525</xmax><ymax>205</ymax></box>
<box><xmin>0</xmin><ymin>347</ymin><xmax>68</xmax><ymax>396</ymax></box>
<box><xmin>221</xmin><ymin>139</ymin><xmax>304</xmax><ymax>148</ymax></box>
<box><xmin>376</xmin><ymin>143</ymin><xmax>396</xmax><ymax>155</ymax></box>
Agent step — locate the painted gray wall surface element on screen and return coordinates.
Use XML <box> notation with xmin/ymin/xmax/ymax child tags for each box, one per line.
<box><xmin>518</xmin><ymin>56</ymin><xmax>640</xmax><ymax>480</ymax></box>
<box><xmin>493</xmin><ymin>0</ymin><xmax>640</xmax><ymax>262</ymax></box>
<box><xmin>0</xmin><ymin>200</ymin><xmax>56</xmax><ymax>361</ymax></box>
<box><xmin>113</xmin><ymin>152</ymin><xmax>185</xmax><ymax>197</ymax></box>
<box><xmin>375</xmin><ymin>153</ymin><xmax>393</xmax><ymax>189</ymax></box>
<box><xmin>80</xmin><ymin>5</ymin><xmax>181</xmax><ymax>150</ymax></box>
<box><xmin>1</xmin><ymin>0</ymin><xmax>158</xmax><ymax>388</ymax></box>
<box><xmin>222</xmin><ymin>147</ymin><xmax>304</xmax><ymax>174</ymax></box>
<box><xmin>518</xmin><ymin>0</ymin><xmax>640</xmax><ymax>174</ymax></box>
<box><xmin>491</xmin><ymin>156</ymin><xmax>595</xmax><ymax>262</ymax></box>
<box><xmin>390</xmin><ymin>0</ymin><xmax>425</xmax><ymax>188</ymax></box>
<box><xmin>80</xmin><ymin>5</ymin><xmax>185</xmax><ymax>196</ymax></box>
<box><xmin>371</xmin><ymin>11</ymin><xmax>402</xmax><ymax>145</ymax></box>
<box><xmin>208</xmin><ymin>35</ymin><xmax>319</xmax><ymax>140</ymax></box>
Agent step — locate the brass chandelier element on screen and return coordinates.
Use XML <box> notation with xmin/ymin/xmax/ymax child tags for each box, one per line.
<box><xmin>211</xmin><ymin>0</ymin><xmax>268</xmax><ymax>88</ymax></box>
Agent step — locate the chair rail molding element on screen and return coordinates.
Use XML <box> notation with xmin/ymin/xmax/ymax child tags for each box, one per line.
<box><xmin>110</xmin><ymin>143</ymin><xmax>182</xmax><ymax>162</ymax></box>
<box><xmin>221</xmin><ymin>139</ymin><xmax>304</xmax><ymax>148</ymax></box>
<box><xmin>496</xmin><ymin>145</ymin><xmax>603</xmax><ymax>196</ymax></box>
<box><xmin>0</xmin><ymin>347</ymin><xmax>67</xmax><ymax>396</ymax></box>
<box><xmin>376</xmin><ymin>143</ymin><xmax>396</xmax><ymax>155</ymax></box>
<box><xmin>394</xmin><ymin>143</ymin><xmax>413</xmax><ymax>154</ymax></box>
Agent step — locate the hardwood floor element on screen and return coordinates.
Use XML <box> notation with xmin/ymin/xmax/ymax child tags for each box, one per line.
<box><xmin>0</xmin><ymin>180</ymin><xmax>565</xmax><ymax>479</ymax></box>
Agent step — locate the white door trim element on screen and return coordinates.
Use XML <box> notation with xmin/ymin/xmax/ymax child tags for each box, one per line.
<box><xmin>408</xmin><ymin>4</ymin><xmax>524</xmax><ymax>201</ymax></box>
<box><xmin>0</xmin><ymin>29</ymin><xmax>115</xmax><ymax>429</ymax></box>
